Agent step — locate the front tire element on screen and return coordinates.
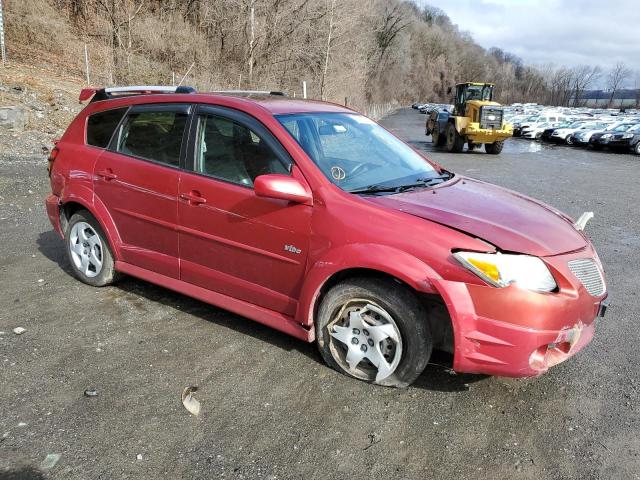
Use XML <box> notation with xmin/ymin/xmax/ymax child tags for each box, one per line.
<box><xmin>634</xmin><ymin>142</ymin><xmax>640</xmax><ymax>155</ymax></box>
<box><xmin>316</xmin><ymin>278</ymin><xmax>432</xmax><ymax>388</ymax></box>
<box><xmin>485</xmin><ymin>141</ymin><xmax>504</xmax><ymax>154</ymax></box>
<box><xmin>65</xmin><ymin>210</ymin><xmax>119</xmax><ymax>287</ymax></box>
<box><xmin>565</xmin><ymin>135</ymin><xmax>574</xmax><ymax>145</ymax></box>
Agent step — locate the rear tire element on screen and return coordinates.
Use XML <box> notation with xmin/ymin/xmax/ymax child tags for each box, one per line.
<box><xmin>485</xmin><ymin>141</ymin><xmax>504</xmax><ymax>155</ymax></box>
<box><xmin>445</xmin><ymin>123</ymin><xmax>464</xmax><ymax>153</ymax></box>
<box><xmin>432</xmin><ymin>128</ymin><xmax>445</xmax><ymax>147</ymax></box>
<box><xmin>316</xmin><ymin>277</ymin><xmax>432</xmax><ymax>388</ymax></box>
<box><xmin>65</xmin><ymin>210</ymin><xmax>120</xmax><ymax>287</ymax></box>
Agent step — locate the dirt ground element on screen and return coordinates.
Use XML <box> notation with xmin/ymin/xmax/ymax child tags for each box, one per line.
<box><xmin>1</xmin><ymin>108</ymin><xmax>639</xmax><ymax>479</ymax></box>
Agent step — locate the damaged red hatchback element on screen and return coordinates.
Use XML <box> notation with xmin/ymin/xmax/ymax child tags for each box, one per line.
<box><xmin>46</xmin><ymin>86</ymin><xmax>608</xmax><ymax>387</ymax></box>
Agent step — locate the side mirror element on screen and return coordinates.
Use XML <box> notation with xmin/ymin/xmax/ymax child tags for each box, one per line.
<box><xmin>254</xmin><ymin>174</ymin><xmax>312</xmax><ymax>205</ymax></box>
<box><xmin>446</xmin><ymin>86</ymin><xmax>452</xmax><ymax>95</ymax></box>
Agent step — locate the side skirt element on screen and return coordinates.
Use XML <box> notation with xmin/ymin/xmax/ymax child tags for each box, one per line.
<box><xmin>115</xmin><ymin>261</ymin><xmax>313</xmax><ymax>342</ymax></box>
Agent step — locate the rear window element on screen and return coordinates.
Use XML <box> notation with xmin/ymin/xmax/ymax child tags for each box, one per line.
<box><xmin>86</xmin><ymin>107</ymin><xmax>128</xmax><ymax>148</ymax></box>
<box><xmin>116</xmin><ymin>110</ymin><xmax>188</xmax><ymax>167</ymax></box>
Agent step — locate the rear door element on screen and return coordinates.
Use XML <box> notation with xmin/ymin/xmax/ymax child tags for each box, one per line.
<box><xmin>93</xmin><ymin>103</ymin><xmax>190</xmax><ymax>278</ymax></box>
<box><xmin>178</xmin><ymin>105</ymin><xmax>312</xmax><ymax>315</ymax></box>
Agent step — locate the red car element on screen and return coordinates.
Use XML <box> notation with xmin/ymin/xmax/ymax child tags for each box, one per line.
<box><xmin>45</xmin><ymin>86</ymin><xmax>608</xmax><ymax>387</ymax></box>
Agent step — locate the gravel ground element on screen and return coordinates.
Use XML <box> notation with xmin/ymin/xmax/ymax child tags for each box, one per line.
<box><xmin>1</xmin><ymin>108</ymin><xmax>639</xmax><ymax>479</ymax></box>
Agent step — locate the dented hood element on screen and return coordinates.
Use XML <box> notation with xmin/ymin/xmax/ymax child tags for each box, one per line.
<box><xmin>364</xmin><ymin>177</ymin><xmax>587</xmax><ymax>257</ymax></box>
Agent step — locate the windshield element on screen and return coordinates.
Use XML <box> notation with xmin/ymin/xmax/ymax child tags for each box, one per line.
<box><xmin>465</xmin><ymin>85</ymin><xmax>492</xmax><ymax>102</ymax></box>
<box><xmin>629</xmin><ymin>124</ymin><xmax>640</xmax><ymax>132</ymax></box>
<box><xmin>608</xmin><ymin>123</ymin><xmax>634</xmax><ymax>132</ymax></box>
<box><xmin>277</xmin><ymin>113</ymin><xmax>444</xmax><ymax>193</ymax></box>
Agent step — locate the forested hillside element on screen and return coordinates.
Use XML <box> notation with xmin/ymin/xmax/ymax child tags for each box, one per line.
<box><xmin>3</xmin><ymin>0</ymin><xmax>612</xmax><ymax>110</ymax></box>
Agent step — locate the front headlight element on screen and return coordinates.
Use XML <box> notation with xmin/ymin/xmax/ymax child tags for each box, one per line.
<box><xmin>622</xmin><ymin>133</ymin><xmax>633</xmax><ymax>139</ymax></box>
<box><xmin>453</xmin><ymin>251</ymin><xmax>557</xmax><ymax>292</ymax></box>
<box><xmin>601</xmin><ymin>134</ymin><xmax>612</xmax><ymax>139</ymax></box>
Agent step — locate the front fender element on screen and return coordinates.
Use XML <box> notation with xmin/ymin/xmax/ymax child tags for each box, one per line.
<box><xmin>295</xmin><ymin>244</ymin><xmax>442</xmax><ymax>329</ymax></box>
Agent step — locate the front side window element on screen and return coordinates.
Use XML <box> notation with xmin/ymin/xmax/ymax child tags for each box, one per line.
<box><xmin>194</xmin><ymin>114</ymin><xmax>289</xmax><ymax>187</ymax></box>
<box><xmin>116</xmin><ymin>110</ymin><xmax>188</xmax><ymax>167</ymax></box>
<box><xmin>86</xmin><ymin>107</ymin><xmax>128</xmax><ymax>148</ymax></box>
<box><xmin>277</xmin><ymin>113</ymin><xmax>443</xmax><ymax>193</ymax></box>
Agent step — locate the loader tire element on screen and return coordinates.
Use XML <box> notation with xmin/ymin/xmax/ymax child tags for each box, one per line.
<box><xmin>446</xmin><ymin>123</ymin><xmax>464</xmax><ymax>153</ymax></box>
<box><xmin>485</xmin><ymin>141</ymin><xmax>504</xmax><ymax>155</ymax></box>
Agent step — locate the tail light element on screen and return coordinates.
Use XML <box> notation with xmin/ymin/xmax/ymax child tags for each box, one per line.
<box><xmin>47</xmin><ymin>144</ymin><xmax>60</xmax><ymax>177</ymax></box>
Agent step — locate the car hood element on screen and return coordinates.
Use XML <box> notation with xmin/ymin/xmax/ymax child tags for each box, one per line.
<box><xmin>576</xmin><ymin>129</ymin><xmax>600</xmax><ymax>137</ymax></box>
<box><xmin>364</xmin><ymin>177</ymin><xmax>587</xmax><ymax>257</ymax></box>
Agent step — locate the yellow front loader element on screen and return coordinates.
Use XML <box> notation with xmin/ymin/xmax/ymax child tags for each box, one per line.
<box><xmin>429</xmin><ymin>82</ymin><xmax>513</xmax><ymax>154</ymax></box>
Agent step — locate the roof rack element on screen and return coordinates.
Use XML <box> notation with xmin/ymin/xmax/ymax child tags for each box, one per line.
<box><xmin>79</xmin><ymin>85</ymin><xmax>197</xmax><ymax>103</ymax></box>
<box><xmin>210</xmin><ymin>90</ymin><xmax>286</xmax><ymax>96</ymax></box>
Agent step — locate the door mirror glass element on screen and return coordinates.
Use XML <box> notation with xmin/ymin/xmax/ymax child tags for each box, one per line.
<box><xmin>254</xmin><ymin>174</ymin><xmax>312</xmax><ymax>205</ymax></box>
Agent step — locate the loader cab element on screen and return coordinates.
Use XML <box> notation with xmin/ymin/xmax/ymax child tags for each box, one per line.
<box><xmin>450</xmin><ymin>83</ymin><xmax>495</xmax><ymax>116</ymax></box>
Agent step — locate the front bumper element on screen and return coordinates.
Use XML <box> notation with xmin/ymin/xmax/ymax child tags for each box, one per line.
<box><xmin>463</xmin><ymin>123</ymin><xmax>513</xmax><ymax>143</ymax></box>
<box><xmin>433</xmin><ymin>248</ymin><xmax>607</xmax><ymax>377</ymax></box>
<box><xmin>589</xmin><ymin>137</ymin><xmax>607</xmax><ymax>147</ymax></box>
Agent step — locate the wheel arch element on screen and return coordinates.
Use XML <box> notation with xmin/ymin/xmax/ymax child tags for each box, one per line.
<box><xmin>296</xmin><ymin>244</ymin><xmax>446</xmax><ymax>333</ymax></box>
<box><xmin>59</xmin><ymin>187</ymin><xmax>123</xmax><ymax>260</ymax></box>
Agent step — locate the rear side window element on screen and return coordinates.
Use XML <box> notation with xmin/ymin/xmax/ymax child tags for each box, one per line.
<box><xmin>86</xmin><ymin>108</ymin><xmax>127</xmax><ymax>148</ymax></box>
<box><xmin>116</xmin><ymin>110</ymin><xmax>188</xmax><ymax>167</ymax></box>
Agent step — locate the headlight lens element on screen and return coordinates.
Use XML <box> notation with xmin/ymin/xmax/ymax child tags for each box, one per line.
<box><xmin>601</xmin><ymin>134</ymin><xmax>612</xmax><ymax>139</ymax></box>
<box><xmin>622</xmin><ymin>133</ymin><xmax>633</xmax><ymax>139</ymax></box>
<box><xmin>453</xmin><ymin>251</ymin><xmax>557</xmax><ymax>292</ymax></box>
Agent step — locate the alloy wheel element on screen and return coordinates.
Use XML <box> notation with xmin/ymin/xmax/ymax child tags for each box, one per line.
<box><xmin>69</xmin><ymin>221</ymin><xmax>103</xmax><ymax>278</ymax></box>
<box><xmin>328</xmin><ymin>299</ymin><xmax>403</xmax><ymax>382</ymax></box>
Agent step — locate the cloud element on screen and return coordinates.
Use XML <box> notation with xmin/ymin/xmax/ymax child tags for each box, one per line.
<box><xmin>415</xmin><ymin>0</ymin><xmax>640</xmax><ymax>87</ymax></box>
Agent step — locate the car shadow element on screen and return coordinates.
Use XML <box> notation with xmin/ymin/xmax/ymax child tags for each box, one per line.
<box><xmin>36</xmin><ymin>230</ymin><xmax>72</xmax><ymax>274</ymax></box>
<box><xmin>116</xmin><ymin>277</ymin><xmax>489</xmax><ymax>393</ymax></box>
<box><xmin>0</xmin><ymin>467</ymin><xmax>47</xmax><ymax>480</ymax></box>
<box><xmin>37</xmin><ymin>229</ymin><xmax>489</xmax><ymax>393</ymax></box>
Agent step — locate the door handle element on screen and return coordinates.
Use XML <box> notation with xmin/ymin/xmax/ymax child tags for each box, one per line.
<box><xmin>96</xmin><ymin>169</ymin><xmax>117</xmax><ymax>181</ymax></box>
<box><xmin>180</xmin><ymin>191</ymin><xmax>207</xmax><ymax>205</ymax></box>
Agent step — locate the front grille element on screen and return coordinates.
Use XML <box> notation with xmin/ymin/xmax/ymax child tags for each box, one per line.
<box><xmin>479</xmin><ymin>107</ymin><xmax>503</xmax><ymax>129</ymax></box>
<box><xmin>568</xmin><ymin>259</ymin><xmax>605</xmax><ymax>297</ymax></box>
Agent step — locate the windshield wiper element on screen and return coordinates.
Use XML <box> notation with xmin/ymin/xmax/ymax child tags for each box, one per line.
<box><xmin>349</xmin><ymin>173</ymin><xmax>454</xmax><ymax>195</ymax></box>
<box><xmin>348</xmin><ymin>184</ymin><xmax>403</xmax><ymax>195</ymax></box>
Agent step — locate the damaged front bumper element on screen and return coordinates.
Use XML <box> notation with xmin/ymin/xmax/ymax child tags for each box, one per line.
<box><xmin>433</xmin><ymin>248</ymin><xmax>608</xmax><ymax>377</ymax></box>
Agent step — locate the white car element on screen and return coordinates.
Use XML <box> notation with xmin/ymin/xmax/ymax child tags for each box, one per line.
<box><xmin>522</xmin><ymin>122</ymin><xmax>555</xmax><ymax>139</ymax></box>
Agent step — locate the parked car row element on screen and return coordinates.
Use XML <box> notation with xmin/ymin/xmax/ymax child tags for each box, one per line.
<box><xmin>503</xmin><ymin>106</ymin><xmax>640</xmax><ymax>155</ymax></box>
<box><xmin>411</xmin><ymin>102</ymin><xmax>452</xmax><ymax>115</ymax></box>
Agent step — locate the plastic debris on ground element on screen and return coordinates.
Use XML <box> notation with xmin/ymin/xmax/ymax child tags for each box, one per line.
<box><xmin>181</xmin><ymin>386</ymin><xmax>201</xmax><ymax>416</ymax></box>
<box><xmin>41</xmin><ymin>453</ymin><xmax>61</xmax><ymax>470</ymax></box>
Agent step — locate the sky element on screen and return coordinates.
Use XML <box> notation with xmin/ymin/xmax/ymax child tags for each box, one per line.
<box><xmin>417</xmin><ymin>0</ymin><xmax>640</xmax><ymax>88</ymax></box>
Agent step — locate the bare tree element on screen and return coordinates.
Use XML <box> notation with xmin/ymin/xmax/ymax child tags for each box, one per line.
<box><xmin>94</xmin><ymin>0</ymin><xmax>145</xmax><ymax>81</ymax></box>
<box><xmin>607</xmin><ymin>62</ymin><xmax>632</xmax><ymax>108</ymax></box>
<box><xmin>571</xmin><ymin>65</ymin><xmax>601</xmax><ymax>107</ymax></box>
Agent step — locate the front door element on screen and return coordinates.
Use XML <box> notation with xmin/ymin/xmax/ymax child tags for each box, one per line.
<box><xmin>93</xmin><ymin>103</ymin><xmax>190</xmax><ymax>278</ymax></box>
<box><xmin>178</xmin><ymin>106</ymin><xmax>312</xmax><ymax>315</ymax></box>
